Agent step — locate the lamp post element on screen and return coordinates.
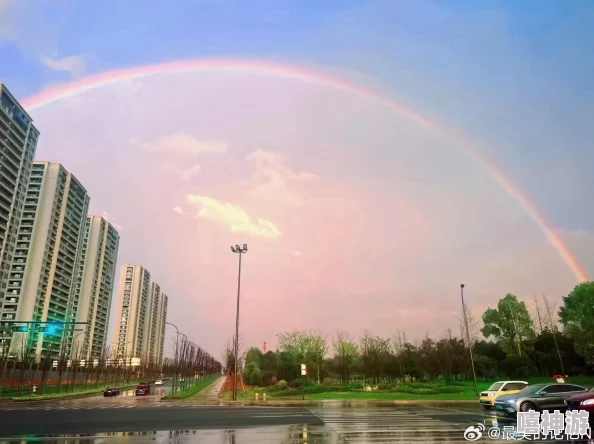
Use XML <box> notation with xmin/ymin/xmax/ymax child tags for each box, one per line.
<box><xmin>460</xmin><ymin>284</ymin><xmax>479</xmax><ymax>396</ymax></box>
<box><xmin>178</xmin><ymin>332</ymin><xmax>188</xmax><ymax>391</ymax></box>
<box><xmin>230</xmin><ymin>244</ymin><xmax>248</xmax><ymax>402</ymax></box>
<box><xmin>166</xmin><ymin>322</ymin><xmax>186</xmax><ymax>394</ymax></box>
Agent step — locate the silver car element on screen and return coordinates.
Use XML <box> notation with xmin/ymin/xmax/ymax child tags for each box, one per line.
<box><xmin>495</xmin><ymin>383</ymin><xmax>587</xmax><ymax>415</ymax></box>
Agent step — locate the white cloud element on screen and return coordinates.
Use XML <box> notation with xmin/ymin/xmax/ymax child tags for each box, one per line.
<box><xmin>245</xmin><ymin>150</ymin><xmax>320</xmax><ymax>205</ymax></box>
<box><xmin>180</xmin><ymin>164</ymin><xmax>201</xmax><ymax>182</ymax></box>
<box><xmin>172</xmin><ymin>206</ymin><xmax>185</xmax><ymax>215</ymax></box>
<box><xmin>183</xmin><ymin>194</ymin><xmax>281</xmax><ymax>238</ymax></box>
<box><xmin>293</xmin><ymin>251</ymin><xmax>303</xmax><ymax>257</ymax></box>
<box><xmin>138</xmin><ymin>133</ymin><xmax>228</xmax><ymax>158</ymax></box>
<box><xmin>157</xmin><ymin>162</ymin><xmax>202</xmax><ymax>182</ymax></box>
<box><xmin>97</xmin><ymin>210</ymin><xmax>123</xmax><ymax>232</ymax></box>
<box><xmin>40</xmin><ymin>53</ymin><xmax>87</xmax><ymax>77</ymax></box>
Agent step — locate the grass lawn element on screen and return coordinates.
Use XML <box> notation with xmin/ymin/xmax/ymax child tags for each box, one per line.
<box><xmin>164</xmin><ymin>375</ymin><xmax>219</xmax><ymax>400</ymax></box>
<box><xmin>281</xmin><ymin>391</ymin><xmax>479</xmax><ymax>401</ymax></box>
<box><xmin>9</xmin><ymin>379</ymin><xmax>143</xmax><ymax>402</ymax></box>
<box><xmin>244</xmin><ymin>376</ymin><xmax>594</xmax><ymax>402</ymax></box>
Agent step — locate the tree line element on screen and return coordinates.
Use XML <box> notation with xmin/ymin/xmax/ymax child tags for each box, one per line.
<box><xmin>234</xmin><ymin>282</ymin><xmax>594</xmax><ymax>386</ymax></box>
<box><xmin>0</xmin><ymin>333</ymin><xmax>221</xmax><ymax>395</ymax></box>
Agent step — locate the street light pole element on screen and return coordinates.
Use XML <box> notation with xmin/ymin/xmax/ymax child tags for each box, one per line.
<box><xmin>460</xmin><ymin>284</ymin><xmax>479</xmax><ymax>396</ymax></box>
<box><xmin>166</xmin><ymin>322</ymin><xmax>179</xmax><ymax>393</ymax></box>
<box><xmin>230</xmin><ymin>244</ymin><xmax>248</xmax><ymax>402</ymax></box>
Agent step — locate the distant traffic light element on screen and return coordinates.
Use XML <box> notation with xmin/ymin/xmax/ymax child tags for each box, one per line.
<box><xmin>11</xmin><ymin>325</ymin><xmax>28</xmax><ymax>333</ymax></box>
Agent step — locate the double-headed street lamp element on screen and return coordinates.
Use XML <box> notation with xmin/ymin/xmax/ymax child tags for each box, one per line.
<box><xmin>230</xmin><ymin>244</ymin><xmax>248</xmax><ymax>402</ymax></box>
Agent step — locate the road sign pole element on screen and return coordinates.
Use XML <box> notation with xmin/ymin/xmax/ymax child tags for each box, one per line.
<box><xmin>300</xmin><ymin>364</ymin><xmax>306</xmax><ymax>401</ymax></box>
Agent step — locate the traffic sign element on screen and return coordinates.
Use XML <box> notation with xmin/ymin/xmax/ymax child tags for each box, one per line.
<box><xmin>300</xmin><ymin>364</ymin><xmax>306</xmax><ymax>376</ymax></box>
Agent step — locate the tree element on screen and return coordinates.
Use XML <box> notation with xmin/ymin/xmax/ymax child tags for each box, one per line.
<box><xmin>360</xmin><ymin>331</ymin><xmax>391</xmax><ymax>383</ymax></box>
<box><xmin>558</xmin><ymin>281</ymin><xmax>594</xmax><ymax>364</ymax></box>
<box><xmin>333</xmin><ymin>330</ymin><xmax>358</xmax><ymax>384</ymax></box>
<box><xmin>277</xmin><ymin>330</ymin><xmax>328</xmax><ymax>384</ymax></box>
<box><xmin>301</xmin><ymin>331</ymin><xmax>328</xmax><ymax>384</ymax></box>
<box><xmin>481</xmin><ymin>294</ymin><xmax>535</xmax><ymax>355</ymax></box>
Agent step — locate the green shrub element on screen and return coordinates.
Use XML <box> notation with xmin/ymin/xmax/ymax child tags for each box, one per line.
<box><xmin>276</xmin><ymin>380</ymin><xmax>288</xmax><ymax>390</ymax></box>
<box><xmin>345</xmin><ymin>382</ymin><xmax>364</xmax><ymax>391</ymax></box>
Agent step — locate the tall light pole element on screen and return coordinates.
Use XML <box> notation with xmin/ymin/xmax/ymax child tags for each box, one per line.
<box><xmin>460</xmin><ymin>284</ymin><xmax>479</xmax><ymax>396</ymax></box>
<box><xmin>166</xmin><ymin>322</ymin><xmax>181</xmax><ymax>394</ymax></box>
<box><xmin>230</xmin><ymin>243</ymin><xmax>248</xmax><ymax>402</ymax></box>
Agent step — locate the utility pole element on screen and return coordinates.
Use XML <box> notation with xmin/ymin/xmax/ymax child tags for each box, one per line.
<box><xmin>230</xmin><ymin>244</ymin><xmax>248</xmax><ymax>402</ymax></box>
<box><xmin>460</xmin><ymin>284</ymin><xmax>479</xmax><ymax>396</ymax></box>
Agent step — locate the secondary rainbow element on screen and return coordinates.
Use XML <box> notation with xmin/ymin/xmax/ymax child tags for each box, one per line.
<box><xmin>20</xmin><ymin>58</ymin><xmax>589</xmax><ymax>283</ymax></box>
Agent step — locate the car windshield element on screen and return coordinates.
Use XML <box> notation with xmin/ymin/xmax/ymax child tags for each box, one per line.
<box><xmin>518</xmin><ymin>385</ymin><xmax>546</xmax><ymax>395</ymax></box>
<box><xmin>488</xmin><ymin>383</ymin><xmax>504</xmax><ymax>391</ymax></box>
<box><xmin>590</xmin><ymin>387</ymin><xmax>594</xmax><ymax>392</ymax></box>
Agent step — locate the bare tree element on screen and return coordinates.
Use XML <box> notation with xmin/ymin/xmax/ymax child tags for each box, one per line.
<box><xmin>392</xmin><ymin>331</ymin><xmax>407</xmax><ymax>383</ymax></box>
<box><xmin>68</xmin><ymin>342</ymin><xmax>81</xmax><ymax>392</ymax></box>
<box><xmin>333</xmin><ymin>330</ymin><xmax>358</xmax><ymax>384</ymax></box>
<box><xmin>532</xmin><ymin>293</ymin><xmax>545</xmax><ymax>333</ymax></box>
<box><xmin>16</xmin><ymin>334</ymin><xmax>31</xmax><ymax>396</ymax></box>
<box><xmin>459</xmin><ymin>304</ymin><xmax>480</xmax><ymax>347</ymax></box>
<box><xmin>542</xmin><ymin>294</ymin><xmax>565</xmax><ymax>375</ymax></box>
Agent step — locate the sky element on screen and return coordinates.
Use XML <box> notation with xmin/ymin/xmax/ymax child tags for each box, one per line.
<box><xmin>1</xmin><ymin>0</ymin><xmax>593</xmax><ymax>360</ymax></box>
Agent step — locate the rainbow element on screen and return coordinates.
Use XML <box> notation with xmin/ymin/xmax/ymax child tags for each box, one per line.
<box><xmin>20</xmin><ymin>58</ymin><xmax>589</xmax><ymax>283</ymax></box>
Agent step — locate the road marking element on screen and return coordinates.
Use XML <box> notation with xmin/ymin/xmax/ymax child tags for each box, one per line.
<box><xmin>248</xmin><ymin>414</ymin><xmax>319</xmax><ymax>418</ymax></box>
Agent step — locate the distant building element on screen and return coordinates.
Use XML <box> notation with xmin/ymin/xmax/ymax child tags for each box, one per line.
<box><xmin>146</xmin><ymin>282</ymin><xmax>168</xmax><ymax>366</ymax></box>
<box><xmin>147</xmin><ymin>281</ymin><xmax>161</xmax><ymax>363</ymax></box>
<box><xmin>0</xmin><ymin>85</ymin><xmax>39</xmax><ymax>350</ymax></box>
<box><xmin>112</xmin><ymin>265</ymin><xmax>152</xmax><ymax>359</ymax></box>
<box><xmin>71</xmin><ymin>216</ymin><xmax>120</xmax><ymax>360</ymax></box>
<box><xmin>112</xmin><ymin>265</ymin><xmax>169</xmax><ymax>367</ymax></box>
<box><xmin>6</xmin><ymin>162</ymin><xmax>90</xmax><ymax>359</ymax></box>
<box><xmin>156</xmin><ymin>293</ymin><xmax>168</xmax><ymax>366</ymax></box>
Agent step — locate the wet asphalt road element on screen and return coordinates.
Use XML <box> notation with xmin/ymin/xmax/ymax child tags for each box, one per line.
<box><xmin>0</xmin><ymin>403</ymin><xmax>593</xmax><ymax>443</ymax></box>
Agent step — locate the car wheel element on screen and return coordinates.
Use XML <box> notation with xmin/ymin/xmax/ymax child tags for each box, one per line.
<box><xmin>520</xmin><ymin>401</ymin><xmax>536</xmax><ymax>412</ymax></box>
<box><xmin>482</xmin><ymin>405</ymin><xmax>492</xmax><ymax>410</ymax></box>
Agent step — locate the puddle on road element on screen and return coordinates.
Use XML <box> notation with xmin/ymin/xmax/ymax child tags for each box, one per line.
<box><xmin>2</xmin><ymin>425</ymin><xmax>593</xmax><ymax>444</ymax></box>
<box><xmin>0</xmin><ymin>426</ymin><xmax>332</xmax><ymax>444</ymax></box>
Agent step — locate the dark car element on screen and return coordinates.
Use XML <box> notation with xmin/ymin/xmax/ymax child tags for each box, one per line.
<box><xmin>566</xmin><ymin>387</ymin><xmax>594</xmax><ymax>414</ymax></box>
<box><xmin>103</xmin><ymin>387</ymin><xmax>120</xmax><ymax>397</ymax></box>
<box><xmin>135</xmin><ymin>382</ymin><xmax>150</xmax><ymax>396</ymax></box>
<box><xmin>495</xmin><ymin>383</ymin><xmax>587</xmax><ymax>415</ymax></box>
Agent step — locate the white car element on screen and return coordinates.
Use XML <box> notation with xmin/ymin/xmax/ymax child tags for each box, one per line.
<box><xmin>154</xmin><ymin>379</ymin><xmax>163</xmax><ymax>386</ymax></box>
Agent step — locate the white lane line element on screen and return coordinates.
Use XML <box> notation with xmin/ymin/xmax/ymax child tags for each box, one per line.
<box><xmin>337</xmin><ymin>427</ymin><xmax>466</xmax><ymax>434</ymax></box>
<box><xmin>247</xmin><ymin>414</ymin><xmax>317</xmax><ymax>418</ymax></box>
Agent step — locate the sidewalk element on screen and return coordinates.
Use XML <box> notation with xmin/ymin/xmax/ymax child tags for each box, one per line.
<box><xmin>181</xmin><ymin>375</ymin><xmax>226</xmax><ymax>402</ymax></box>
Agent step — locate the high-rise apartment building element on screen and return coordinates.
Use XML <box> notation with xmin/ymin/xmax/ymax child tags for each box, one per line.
<box><xmin>147</xmin><ymin>282</ymin><xmax>161</xmax><ymax>363</ymax></box>
<box><xmin>146</xmin><ymin>283</ymin><xmax>168</xmax><ymax>366</ymax></box>
<box><xmin>0</xmin><ymin>86</ymin><xmax>39</xmax><ymax>348</ymax></box>
<box><xmin>112</xmin><ymin>266</ymin><xmax>169</xmax><ymax>366</ymax></box>
<box><xmin>112</xmin><ymin>265</ymin><xmax>151</xmax><ymax>358</ymax></box>
<box><xmin>5</xmin><ymin>162</ymin><xmax>90</xmax><ymax>359</ymax></box>
<box><xmin>71</xmin><ymin>216</ymin><xmax>120</xmax><ymax>360</ymax></box>
<box><xmin>156</xmin><ymin>293</ymin><xmax>168</xmax><ymax>366</ymax></box>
